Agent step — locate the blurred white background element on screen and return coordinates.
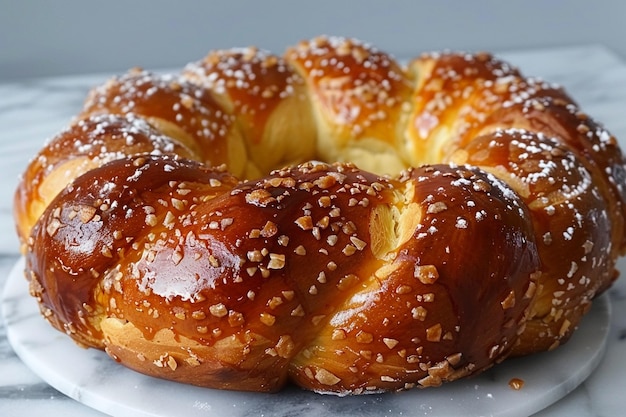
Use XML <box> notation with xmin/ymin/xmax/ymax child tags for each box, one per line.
<box><xmin>1</xmin><ymin>0</ymin><xmax>625</xmax><ymax>81</ymax></box>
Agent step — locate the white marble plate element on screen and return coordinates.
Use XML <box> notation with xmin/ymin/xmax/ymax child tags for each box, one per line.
<box><xmin>2</xmin><ymin>258</ymin><xmax>611</xmax><ymax>417</ymax></box>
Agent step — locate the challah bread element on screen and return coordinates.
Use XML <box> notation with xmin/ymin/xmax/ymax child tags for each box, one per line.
<box><xmin>15</xmin><ymin>35</ymin><xmax>626</xmax><ymax>394</ymax></box>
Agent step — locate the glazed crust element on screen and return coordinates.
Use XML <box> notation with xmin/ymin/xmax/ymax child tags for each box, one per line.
<box><xmin>15</xmin><ymin>35</ymin><xmax>626</xmax><ymax>394</ymax></box>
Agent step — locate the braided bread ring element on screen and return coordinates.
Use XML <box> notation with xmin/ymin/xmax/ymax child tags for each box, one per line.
<box><xmin>15</xmin><ymin>36</ymin><xmax>626</xmax><ymax>394</ymax></box>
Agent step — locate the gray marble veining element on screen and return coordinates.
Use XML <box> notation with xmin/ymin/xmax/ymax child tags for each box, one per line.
<box><xmin>1</xmin><ymin>45</ymin><xmax>626</xmax><ymax>416</ymax></box>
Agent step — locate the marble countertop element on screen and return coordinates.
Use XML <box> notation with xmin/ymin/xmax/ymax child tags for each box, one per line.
<box><xmin>1</xmin><ymin>45</ymin><xmax>626</xmax><ymax>416</ymax></box>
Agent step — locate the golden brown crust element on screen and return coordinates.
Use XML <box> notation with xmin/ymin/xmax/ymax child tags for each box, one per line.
<box><xmin>182</xmin><ymin>48</ymin><xmax>316</xmax><ymax>174</ymax></box>
<box><xmin>451</xmin><ymin>130</ymin><xmax>615</xmax><ymax>353</ymax></box>
<box><xmin>288</xmin><ymin>164</ymin><xmax>539</xmax><ymax>393</ymax></box>
<box><xmin>15</xmin><ymin>35</ymin><xmax>626</xmax><ymax>394</ymax></box>
<box><xmin>285</xmin><ymin>36</ymin><xmax>414</xmax><ymax>175</ymax></box>
<box><xmin>79</xmin><ymin>68</ymin><xmax>251</xmax><ymax>177</ymax></box>
<box><xmin>14</xmin><ymin>113</ymin><xmax>195</xmax><ymax>248</ymax></box>
<box><xmin>26</xmin><ymin>158</ymin><xmax>539</xmax><ymax>392</ymax></box>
